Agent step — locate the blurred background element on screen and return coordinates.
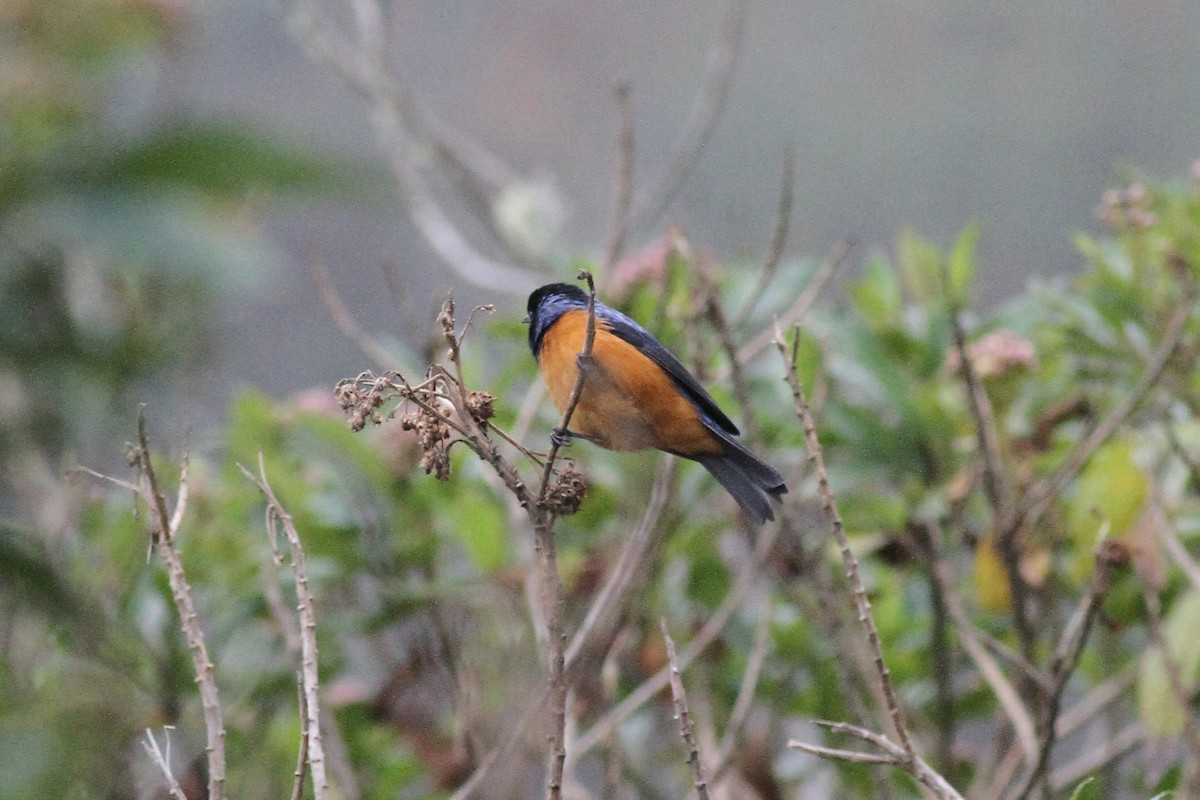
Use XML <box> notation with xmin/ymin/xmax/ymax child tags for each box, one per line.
<box><xmin>6</xmin><ymin>0</ymin><xmax>1200</xmax><ymax>472</ymax></box>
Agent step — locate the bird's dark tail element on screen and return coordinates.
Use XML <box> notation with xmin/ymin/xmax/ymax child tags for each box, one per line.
<box><xmin>693</xmin><ymin>433</ymin><xmax>787</xmax><ymax>525</ymax></box>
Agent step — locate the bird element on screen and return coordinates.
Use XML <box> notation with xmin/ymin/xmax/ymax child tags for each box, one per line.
<box><xmin>525</xmin><ymin>282</ymin><xmax>787</xmax><ymax>524</ymax></box>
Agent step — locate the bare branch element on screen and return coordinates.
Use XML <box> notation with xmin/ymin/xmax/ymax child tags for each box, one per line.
<box><xmin>280</xmin><ymin>0</ymin><xmax>545</xmax><ymax>294</ymax></box>
<box><xmin>528</xmin><ymin>271</ymin><xmax>597</xmax><ymax>800</ymax></box>
<box><xmin>732</xmin><ymin>149</ymin><xmax>794</xmax><ymax>329</ymax></box>
<box><xmin>571</xmin><ymin>519</ymin><xmax>782</xmax><ymax>759</ymax></box>
<box><xmin>921</xmin><ymin>525</ymin><xmax>1039</xmax><ymax>764</ymax></box>
<box><xmin>241</xmin><ymin>455</ymin><xmax>330</xmax><ymax>800</ymax></box>
<box><xmin>711</xmin><ymin>592</ymin><xmax>772</xmax><ymax>783</ymax></box>
<box><xmin>565</xmin><ymin>456</ymin><xmax>677</xmax><ymax>669</ymax></box>
<box><xmin>142</xmin><ymin>728</ymin><xmax>187</xmax><ymax>800</ymax></box>
<box><xmin>1159</xmin><ymin>427</ymin><xmax>1200</xmax><ymax>593</ymax></box>
<box><xmin>537</xmin><ymin>271</ymin><xmax>598</xmax><ymax>502</ymax></box>
<box><xmin>789</xmin><ymin>740</ymin><xmax>896</xmax><ymax>766</ymax></box>
<box><xmin>70</xmin><ymin>465</ymin><xmax>138</xmax><ymax>494</ymax></box>
<box><xmin>452</xmin><ymin>458</ymin><xmax>678</xmax><ymax>800</ymax></box>
<box><xmin>773</xmin><ymin>326</ymin><xmax>916</xmax><ymax>765</ymax></box>
<box><xmin>947</xmin><ymin>291</ymin><xmax>1008</xmax><ymax>515</ymax></box>
<box><xmin>290</xmin><ymin>676</ymin><xmax>311</xmax><ymax>800</ymax></box>
<box><xmin>789</xmin><ymin>721</ymin><xmax>965</xmax><ymax>800</ymax></box>
<box><xmin>1011</xmin><ymin>541</ymin><xmax>1123</xmax><ymax>800</ymax></box>
<box><xmin>311</xmin><ymin>258</ymin><xmax>397</xmax><ymax>370</ymax></box>
<box><xmin>732</xmin><ymin>238</ymin><xmax>852</xmax><ymax>371</ymax></box>
<box><xmin>1048</xmin><ymin>722</ymin><xmax>1144</xmax><ymax>791</ymax></box>
<box><xmin>661</xmin><ymin>619</ymin><xmax>713</xmax><ymax>800</ymax></box>
<box><xmin>131</xmin><ymin>412</ymin><xmax>227</xmax><ymax>800</ymax></box>
<box><xmin>627</xmin><ymin>0</ymin><xmax>748</xmax><ymax>235</ymax></box>
<box><xmin>698</xmin><ymin>265</ymin><xmax>757</xmax><ymax>441</ymax></box>
<box><xmin>604</xmin><ymin>80</ymin><xmax>635</xmax><ymax>274</ymax></box>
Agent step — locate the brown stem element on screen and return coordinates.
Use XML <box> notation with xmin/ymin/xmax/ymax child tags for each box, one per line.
<box><xmin>135</xmin><ymin>413</ymin><xmax>227</xmax><ymax>800</ymax></box>
<box><xmin>773</xmin><ymin>327</ymin><xmax>916</xmax><ymax>766</ymax></box>
<box><xmin>661</xmin><ymin>620</ymin><xmax>714</xmax><ymax>800</ymax></box>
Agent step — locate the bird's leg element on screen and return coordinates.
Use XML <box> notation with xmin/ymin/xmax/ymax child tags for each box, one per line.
<box><xmin>550</xmin><ymin>428</ymin><xmax>575</xmax><ymax>448</ymax></box>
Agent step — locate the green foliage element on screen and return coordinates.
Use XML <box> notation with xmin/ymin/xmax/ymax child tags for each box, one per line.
<box><xmin>1139</xmin><ymin>590</ymin><xmax>1200</xmax><ymax>738</ymax></box>
<box><xmin>0</xmin><ymin>0</ymin><xmax>366</xmax><ymax>494</ymax></box>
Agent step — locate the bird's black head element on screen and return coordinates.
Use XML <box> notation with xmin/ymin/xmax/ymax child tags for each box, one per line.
<box><xmin>525</xmin><ymin>282</ymin><xmax>589</xmax><ymax>355</ymax></box>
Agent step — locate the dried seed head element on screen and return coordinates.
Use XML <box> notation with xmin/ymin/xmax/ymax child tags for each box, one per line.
<box><xmin>1098</xmin><ymin>538</ymin><xmax>1131</xmax><ymax>570</ymax></box>
<box><xmin>336</xmin><ymin>376</ymin><xmax>392</xmax><ymax>431</ymax></box>
<box><xmin>466</xmin><ymin>390</ymin><xmax>495</xmax><ymax>424</ymax></box>
<box><xmin>544</xmin><ymin>464</ymin><xmax>588</xmax><ymax>515</ymax></box>
<box><xmin>401</xmin><ymin>406</ymin><xmax>452</xmax><ymax>480</ymax></box>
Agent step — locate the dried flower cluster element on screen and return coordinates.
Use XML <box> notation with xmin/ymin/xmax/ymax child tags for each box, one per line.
<box><xmin>400</xmin><ymin>407</ymin><xmax>453</xmax><ymax>480</ymax></box>
<box><xmin>543</xmin><ymin>464</ymin><xmax>588</xmax><ymax>516</ymax></box>
<box><xmin>465</xmin><ymin>390</ymin><xmax>495</xmax><ymax>426</ymax></box>
<box><xmin>335</xmin><ymin>373</ymin><xmax>393</xmax><ymax>431</ymax></box>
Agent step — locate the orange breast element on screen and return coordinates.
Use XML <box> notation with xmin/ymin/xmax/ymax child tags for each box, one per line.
<box><xmin>537</xmin><ymin>309</ymin><xmax>722</xmax><ymax>455</ymax></box>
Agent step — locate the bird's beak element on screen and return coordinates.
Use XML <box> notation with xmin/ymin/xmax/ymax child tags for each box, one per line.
<box><xmin>522</xmin><ymin>314</ymin><xmax>531</xmax><ymax>324</ymax></box>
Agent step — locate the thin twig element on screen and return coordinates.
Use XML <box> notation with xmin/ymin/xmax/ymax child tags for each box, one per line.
<box><xmin>975</xmin><ymin>670</ymin><xmax>1135</xmax><ymax>800</ymax></box>
<box><xmin>456</xmin><ymin>458</ymin><xmax>678</xmax><ymax>800</ymax></box>
<box><xmin>1159</xmin><ymin>427</ymin><xmax>1200</xmax><ymax>593</ymax></box>
<box><xmin>922</xmin><ymin>525</ymin><xmax>1039</xmax><ymax>764</ymax></box>
<box><xmin>1011</xmin><ymin>542</ymin><xmax>1122</xmax><ymax>800</ymax></box>
<box><xmin>732</xmin><ymin>148</ymin><xmax>794</xmax><ymax>329</ymax></box>
<box><xmin>133</xmin><ymin>411</ymin><xmax>227</xmax><ymax>800</ymax></box>
<box><xmin>789</xmin><ymin>721</ymin><xmax>965</xmax><ymax>800</ymax></box>
<box><xmin>711</xmin><ymin>592</ymin><xmax>772</xmax><ymax>783</ymax></box>
<box><xmin>946</xmin><ymin>295</ymin><xmax>1040</xmax><ymax>671</ymax></box>
<box><xmin>699</xmin><ymin>266</ymin><xmax>757</xmax><ymax>441</ymax></box>
<box><xmin>947</xmin><ymin>295</ymin><xmax>1008</xmax><ymax>515</ymax></box>
<box><xmin>661</xmin><ymin>619</ymin><xmax>713</xmax><ymax>800</ymax></box>
<box><xmin>290</xmin><ymin>675</ymin><xmax>311</xmax><ymax>800</ymax></box>
<box><xmin>773</xmin><ymin>326</ymin><xmax>916</xmax><ymax>766</ymax></box>
<box><xmin>1047</xmin><ymin>722</ymin><xmax>1145</xmax><ymax>790</ymax></box>
<box><xmin>604</xmin><ymin>80</ymin><xmax>635</xmax><ymax>274</ymax></box>
<box><xmin>918</xmin><ymin>527</ymin><xmax>957</xmax><ymax>778</ymax></box>
<box><xmin>626</xmin><ymin>0</ymin><xmax>748</xmax><ymax>236</ymax></box>
<box><xmin>572</xmin><ymin>519</ymin><xmax>782</xmax><ymax>758</ymax></box>
<box><xmin>241</xmin><ymin>455</ymin><xmax>330</xmax><ymax>800</ymax></box>
<box><xmin>311</xmin><ymin>258</ymin><xmax>397</xmax><ymax>370</ymax></box>
<box><xmin>789</xmin><ymin>740</ymin><xmax>896</xmax><ymax>765</ymax></box>
<box><xmin>281</xmin><ymin>0</ymin><xmax>545</xmax><ymax>293</ymax></box>
<box><xmin>564</xmin><ymin>456</ymin><xmax>678</xmax><ymax>670</ymax></box>
<box><xmin>732</xmin><ymin>238</ymin><xmax>852</xmax><ymax>370</ymax></box>
<box><xmin>534</xmin><ymin>271</ymin><xmax>597</xmax><ymax>800</ymax></box>
<box><xmin>537</xmin><ymin>271</ymin><xmax>598</xmax><ymax>502</ymax></box>
<box><xmin>142</xmin><ymin>728</ymin><xmax>187</xmax><ymax>800</ymax></box>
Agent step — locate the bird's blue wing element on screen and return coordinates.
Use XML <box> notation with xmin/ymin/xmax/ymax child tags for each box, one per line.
<box><xmin>597</xmin><ymin>305</ymin><xmax>740</xmax><ymax>436</ymax></box>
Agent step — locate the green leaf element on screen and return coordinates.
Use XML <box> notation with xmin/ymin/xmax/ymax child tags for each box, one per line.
<box><xmin>791</xmin><ymin>327</ymin><xmax>824</xmax><ymax>395</ymax></box>
<box><xmin>1067</xmin><ymin>777</ymin><xmax>1096</xmax><ymax>800</ymax></box>
<box><xmin>947</xmin><ymin>221</ymin><xmax>981</xmax><ymax>304</ymax></box>
<box><xmin>1064</xmin><ymin>437</ymin><xmax>1147</xmax><ymax>558</ymax></box>
<box><xmin>90</xmin><ymin>122</ymin><xmax>373</xmax><ymax>199</ymax></box>
<box><xmin>897</xmin><ymin>227</ymin><xmax>943</xmax><ymax>303</ymax></box>
<box><xmin>848</xmin><ymin>253</ymin><xmax>901</xmax><ymax>329</ymax></box>
<box><xmin>1138</xmin><ymin>590</ymin><xmax>1200</xmax><ymax>737</ymax></box>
